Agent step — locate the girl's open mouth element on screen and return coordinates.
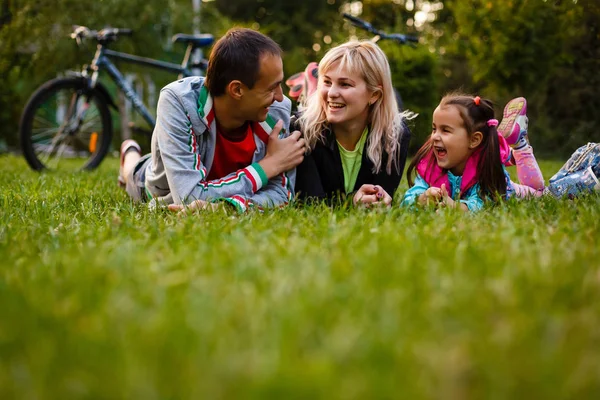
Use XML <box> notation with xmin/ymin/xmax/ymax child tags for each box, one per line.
<box><xmin>434</xmin><ymin>146</ymin><xmax>447</xmax><ymax>157</ymax></box>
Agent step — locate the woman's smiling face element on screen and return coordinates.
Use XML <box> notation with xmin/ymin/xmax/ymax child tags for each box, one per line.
<box><xmin>319</xmin><ymin>61</ymin><xmax>375</xmax><ymax>128</ymax></box>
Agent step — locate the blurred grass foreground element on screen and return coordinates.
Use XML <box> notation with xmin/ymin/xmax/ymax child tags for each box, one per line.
<box><xmin>1</xmin><ymin>155</ymin><xmax>600</xmax><ymax>399</ymax></box>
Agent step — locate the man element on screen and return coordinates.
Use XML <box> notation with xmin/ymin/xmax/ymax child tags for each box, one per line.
<box><xmin>119</xmin><ymin>28</ymin><xmax>305</xmax><ymax>213</ymax></box>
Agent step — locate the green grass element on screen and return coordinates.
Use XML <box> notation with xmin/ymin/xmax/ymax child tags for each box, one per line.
<box><xmin>1</xmin><ymin>155</ymin><xmax>599</xmax><ymax>399</ymax></box>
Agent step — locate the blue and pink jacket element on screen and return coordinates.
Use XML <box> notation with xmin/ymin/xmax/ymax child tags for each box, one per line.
<box><xmin>401</xmin><ymin>133</ymin><xmax>513</xmax><ymax>211</ymax></box>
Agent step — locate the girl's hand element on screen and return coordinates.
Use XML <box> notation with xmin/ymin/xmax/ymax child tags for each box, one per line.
<box><xmin>354</xmin><ymin>184</ymin><xmax>392</xmax><ymax>207</ymax></box>
<box><xmin>439</xmin><ymin>184</ymin><xmax>456</xmax><ymax>208</ymax></box>
<box><xmin>418</xmin><ymin>187</ymin><xmax>442</xmax><ymax>206</ymax></box>
<box><xmin>439</xmin><ymin>184</ymin><xmax>468</xmax><ymax>211</ymax></box>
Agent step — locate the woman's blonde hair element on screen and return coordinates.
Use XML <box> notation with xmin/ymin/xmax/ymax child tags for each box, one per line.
<box><xmin>297</xmin><ymin>40</ymin><xmax>414</xmax><ymax>174</ymax></box>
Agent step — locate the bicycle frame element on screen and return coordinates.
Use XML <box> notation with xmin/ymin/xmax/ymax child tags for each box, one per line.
<box><xmin>19</xmin><ymin>26</ymin><xmax>215</xmax><ymax>172</ymax></box>
<box><xmin>88</xmin><ymin>45</ymin><xmax>205</xmax><ymax>127</ymax></box>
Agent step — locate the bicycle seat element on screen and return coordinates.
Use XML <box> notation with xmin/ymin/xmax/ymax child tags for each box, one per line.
<box><xmin>172</xmin><ymin>34</ymin><xmax>214</xmax><ymax>48</ymax></box>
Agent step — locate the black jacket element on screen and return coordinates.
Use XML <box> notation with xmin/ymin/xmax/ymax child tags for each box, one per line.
<box><xmin>294</xmin><ymin>122</ymin><xmax>411</xmax><ymax>202</ymax></box>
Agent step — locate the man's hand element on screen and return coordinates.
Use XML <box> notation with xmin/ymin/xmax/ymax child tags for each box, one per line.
<box><xmin>168</xmin><ymin>199</ymin><xmax>227</xmax><ymax>214</ymax></box>
<box><xmin>259</xmin><ymin>119</ymin><xmax>305</xmax><ymax>179</ymax></box>
<box><xmin>353</xmin><ymin>184</ymin><xmax>392</xmax><ymax>207</ymax></box>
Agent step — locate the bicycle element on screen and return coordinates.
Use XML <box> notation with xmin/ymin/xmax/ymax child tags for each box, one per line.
<box><xmin>285</xmin><ymin>13</ymin><xmax>418</xmax><ymax>112</ymax></box>
<box><xmin>19</xmin><ymin>25</ymin><xmax>214</xmax><ymax>172</ymax></box>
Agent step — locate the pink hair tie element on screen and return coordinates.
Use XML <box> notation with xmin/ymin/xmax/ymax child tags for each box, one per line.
<box><xmin>473</xmin><ymin>96</ymin><xmax>481</xmax><ymax>105</ymax></box>
<box><xmin>487</xmin><ymin>119</ymin><xmax>499</xmax><ymax>127</ymax></box>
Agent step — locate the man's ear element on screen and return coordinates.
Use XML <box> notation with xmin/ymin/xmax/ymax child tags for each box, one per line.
<box><xmin>227</xmin><ymin>80</ymin><xmax>244</xmax><ymax>100</ymax></box>
<box><xmin>470</xmin><ymin>131</ymin><xmax>483</xmax><ymax>148</ymax></box>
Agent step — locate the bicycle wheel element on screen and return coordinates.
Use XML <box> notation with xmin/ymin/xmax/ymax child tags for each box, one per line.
<box><xmin>20</xmin><ymin>77</ymin><xmax>113</xmax><ymax>172</ymax></box>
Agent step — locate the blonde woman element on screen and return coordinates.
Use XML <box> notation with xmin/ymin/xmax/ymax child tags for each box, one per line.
<box><xmin>294</xmin><ymin>41</ymin><xmax>413</xmax><ymax>206</ymax></box>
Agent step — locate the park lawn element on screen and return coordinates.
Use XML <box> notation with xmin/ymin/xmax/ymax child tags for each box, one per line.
<box><xmin>1</xmin><ymin>155</ymin><xmax>599</xmax><ymax>399</ymax></box>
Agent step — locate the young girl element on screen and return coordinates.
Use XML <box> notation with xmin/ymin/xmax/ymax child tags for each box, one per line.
<box><xmin>294</xmin><ymin>41</ymin><xmax>414</xmax><ymax>207</ymax></box>
<box><xmin>401</xmin><ymin>94</ymin><xmax>548</xmax><ymax>211</ymax></box>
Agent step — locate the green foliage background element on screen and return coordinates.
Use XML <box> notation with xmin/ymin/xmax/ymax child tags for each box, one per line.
<box><xmin>1</xmin><ymin>0</ymin><xmax>599</xmax><ymax>155</ymax></box>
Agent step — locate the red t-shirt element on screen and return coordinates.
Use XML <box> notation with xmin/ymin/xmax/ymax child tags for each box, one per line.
<box><xmin>206</xmin><ymin>123</ymin><xmax>257</xmax><ymax>181</ymax></box>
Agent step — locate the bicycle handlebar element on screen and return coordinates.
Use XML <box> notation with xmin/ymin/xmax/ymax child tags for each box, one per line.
<box><xmin>71</xmin><ymin>25</ymin><xmax>133</xmax><ymax>45</ymax></box>
<box><xmin>387</xmin><ymin>33</ymin><xmax>419</xmax><ymax>44</ymax></box>
<box><xmin>341</xmin><ymin>13</ymin><xmax>418</xmax><ymax>45</ymax></box>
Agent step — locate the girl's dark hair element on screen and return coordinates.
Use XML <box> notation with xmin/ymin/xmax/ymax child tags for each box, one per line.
<box><xmin>204</xmin><ymin>28</ymin><xmax>281</xmax><ymax>97</ymax></box>
<box><xmin>407</xmin><ymin>93</ymin><xmax>506</xmax><ymax>201</ymax></box>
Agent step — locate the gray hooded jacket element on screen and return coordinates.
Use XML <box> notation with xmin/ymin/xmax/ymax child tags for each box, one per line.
<box><xmin>144</xmin><ymin>76</ymin><xmax>294</xmax><ymax>212</ymax></box>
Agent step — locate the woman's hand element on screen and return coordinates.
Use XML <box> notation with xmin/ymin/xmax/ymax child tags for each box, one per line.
<box><xmin>353</xmin><ymin>184</ymin><xmax>392</xmax><ymax>207</ymax></box>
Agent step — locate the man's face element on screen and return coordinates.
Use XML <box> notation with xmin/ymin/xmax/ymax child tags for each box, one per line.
<box><xmin>240</xmin><ymin>53</ymin><xmax>284</xmax><ymax>122</ymax></box>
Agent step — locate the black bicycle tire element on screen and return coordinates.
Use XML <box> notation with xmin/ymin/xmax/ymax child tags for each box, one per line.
<box><xmin>19</xmin><ymin>77</ymin><xmax>113</xmax><ymax>171</ymax></box>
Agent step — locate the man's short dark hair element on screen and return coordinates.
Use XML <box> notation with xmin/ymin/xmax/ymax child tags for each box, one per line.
<box><xmin>204</xmin><ymin>28</ymin><xmax>282</xmax><ymax>97</ymax></box>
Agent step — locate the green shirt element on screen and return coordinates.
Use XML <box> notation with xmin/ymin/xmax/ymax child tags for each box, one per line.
<box><xmin>336</xmin><ymin>127</ymin><xmax>368</xmax><ymax>194</ymax></box>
